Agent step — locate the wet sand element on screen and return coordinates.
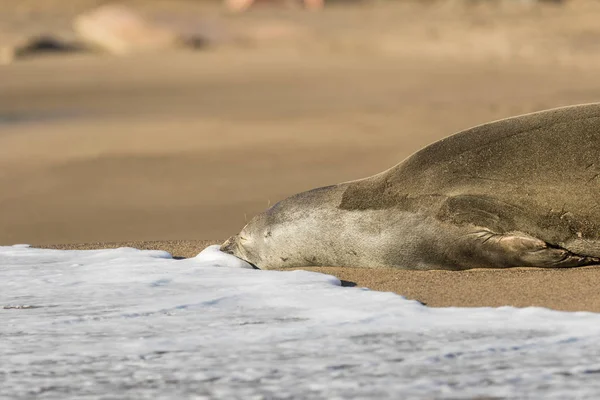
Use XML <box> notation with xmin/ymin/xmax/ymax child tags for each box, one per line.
<box><xmin>5</xmin><ymin>1</ymin><xmax>600</xmax><ymax>311</ymax></box>
<box><xmin>40</xmin><ymin>240</ymin><xmax>600</xmax><ymax>313</ymax></box>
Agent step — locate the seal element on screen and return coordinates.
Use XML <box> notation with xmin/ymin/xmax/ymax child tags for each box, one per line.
<box><xmin>221</xmin><ymin>103</ymin><xmax>600</xmax><ymax>270</ymax></box>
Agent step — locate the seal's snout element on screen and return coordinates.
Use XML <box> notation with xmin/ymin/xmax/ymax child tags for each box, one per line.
<box><xmin>220</xmin><ymin>235</ymin><xmax>238</xmax><ymax>255</ymax></box>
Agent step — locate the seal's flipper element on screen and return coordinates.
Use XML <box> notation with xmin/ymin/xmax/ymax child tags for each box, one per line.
<box><xmin>466</xmin><ymin>230</ymin><xmax>599</xmax><ymax>269</ymax></box>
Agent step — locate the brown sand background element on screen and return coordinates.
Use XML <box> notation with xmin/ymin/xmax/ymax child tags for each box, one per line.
<box><xmin>5</xmin><ymin>0</ymin><xmax>600</xmax><ymax>311</ymax></box>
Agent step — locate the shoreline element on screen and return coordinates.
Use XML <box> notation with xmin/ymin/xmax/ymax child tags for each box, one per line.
<box><xmin>36</xmin><ymin>240</ymin><xmax>600</xmax><ymax>313</ymax></box>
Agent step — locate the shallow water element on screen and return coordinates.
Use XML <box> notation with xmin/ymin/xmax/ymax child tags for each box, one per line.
<box><xmin>2</xmin><ymin>245</ymin><xmax>600</xmax><ymax>399</ymax></box>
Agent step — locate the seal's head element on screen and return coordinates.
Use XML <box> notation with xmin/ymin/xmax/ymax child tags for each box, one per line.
<box><xmin>220</xmin><ymin>201</ymin><xmax>308</xmax><ymax>269</ymax></box>
<box><xmin>220</xmin><ymin>185</ymin><xmax>341</xmax><ymax>269</ymax></box>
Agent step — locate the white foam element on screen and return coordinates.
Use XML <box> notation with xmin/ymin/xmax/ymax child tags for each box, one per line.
<box><xmin>194</xmin><ymin>244</ymin><xmax>255</xmax><ymax>268</ymax></box>
<box><xmin>2</xmin><ymin>244</ymin><xmax>600</xmax><ymax>398</ymax></box>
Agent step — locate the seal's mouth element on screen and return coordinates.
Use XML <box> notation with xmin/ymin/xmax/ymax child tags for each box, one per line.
<box><xmin>219</xmin><ymin>235</ymin><xmax>238</xmax><ymax>255</ymax></box>
<box><xmin>220</xmin><ymin>235</ymin><xmax>259</xmax><ymax>269</ymax></box>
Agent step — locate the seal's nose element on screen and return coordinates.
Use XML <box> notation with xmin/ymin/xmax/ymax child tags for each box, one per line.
<box><xmin>220</xmin><ymin>235</ymin><xmax>238</xmax><ymax>254</ymax></box>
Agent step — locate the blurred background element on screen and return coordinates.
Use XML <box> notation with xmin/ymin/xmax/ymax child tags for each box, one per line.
<box><xmin>1</xmin><ymin>0</ymin><xmax>600</xmax><ymax>245</ymax></box>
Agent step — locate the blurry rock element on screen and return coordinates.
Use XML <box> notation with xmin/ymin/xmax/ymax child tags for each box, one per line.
<box><xmin>73</xmin><ymin>4</ymin><xmax>182</xmax><ymax>55</ymax></box>
<box><xmin>1</xmin><ymin>35</ymin><xmax>32</xmax><ymax>65</ymax></box>
<box><xmin>0</xmin><ymin>35</ymin><xmax>81</xmax><ymax>65</ymax></box>
<box><xmin>304</xmin><ymin>0</ymin><xmax>325</xmax><ymax>11</ymax></box>
<box><xmin>225</xmin><ymin>0</ymin><xmax>324</xmax><ymax>13</ymax></box>
<box><xmin>152</xmin><ymin>15</ymin><xmax>230</xmax><ymax>49</ymax></box>
<box><xmin>225</xmin><ymin>0</ymin><xmax>255</xmax><ymax>13</ymax></box>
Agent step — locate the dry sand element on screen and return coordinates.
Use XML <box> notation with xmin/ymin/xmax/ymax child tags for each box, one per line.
<box><xmin>5</xmin><ymin>0</ymin><xmax>600</xmax><ymax>311</ymax></box>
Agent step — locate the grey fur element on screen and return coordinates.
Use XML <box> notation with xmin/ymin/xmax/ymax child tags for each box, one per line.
<box><xmin>221</xmin><ymin>103</ymin><xmax>600</xmax><ymax>270</ymax></box>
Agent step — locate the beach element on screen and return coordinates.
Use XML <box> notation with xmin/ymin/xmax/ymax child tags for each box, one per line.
<box><xmin>41</xmin><ymin>240</ymin><xmax>600</xmax><ymax>312</ymax></box>
<box><xmin>4</xmin><ymin>0</ymin><xmax>600</xmax><ymax>311</ymax></box>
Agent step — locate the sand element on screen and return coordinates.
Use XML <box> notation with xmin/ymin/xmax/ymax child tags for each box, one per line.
<box><xmin>5</xmin><ymin>0</ymin><xmax>600</xmax><ymax>312</ymax></box>
<box><xmin>37</xmin><ymin>240</ymin><xmax>600</xmax><ymax>313</ymax></box>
